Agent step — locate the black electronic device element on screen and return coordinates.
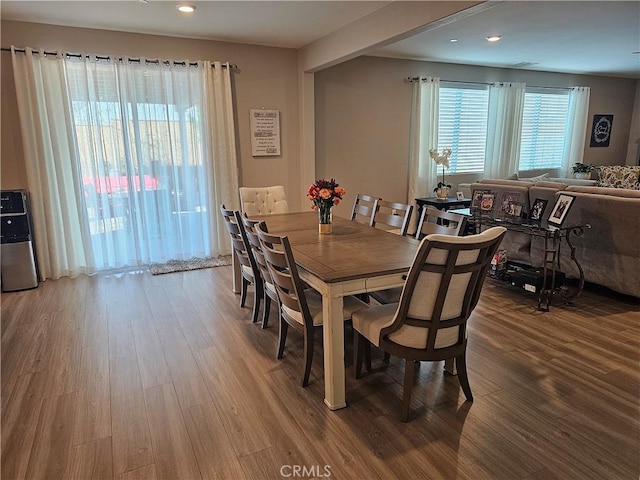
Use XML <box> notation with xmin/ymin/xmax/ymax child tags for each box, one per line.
<box><xmin>510</xmin><ymin>267</ymin><xmax>565</xmax><ymax>294</ymax></box>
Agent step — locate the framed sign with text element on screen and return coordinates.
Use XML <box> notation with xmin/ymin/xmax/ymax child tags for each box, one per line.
<box><xmin>590</xmin><ymin>114</ymin><xmax>613</xmax><ymax>147</ymax></box>
<box><xmin>250</xmin><ymin>109</ymin><xmax>281</xmax><ymax>156</ymax></box>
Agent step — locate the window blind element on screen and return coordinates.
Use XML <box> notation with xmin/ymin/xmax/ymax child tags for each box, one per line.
<box><xmin>519</xmin><ymin>90</ymin><xmax>570</xmax><ymax>171</ymax></box>
<box><xmin>438</xmin><ymin>85</ymin><xmax>489</xmax><ymax>174</ymax></box>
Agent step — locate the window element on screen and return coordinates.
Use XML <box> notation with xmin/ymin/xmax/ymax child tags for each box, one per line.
<box><xmin>519</xmin><ymin>89</ymin><xmax>570</xmax><ymax>171</ymax></box>
<box><xmin>438</xmin><ymin>84</ymin><xmax>489</xmax><ymax>174</ymax></box>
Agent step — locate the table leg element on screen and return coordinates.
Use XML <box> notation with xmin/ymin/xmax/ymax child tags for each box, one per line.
<box><xmin>322</xmin><ymin>289</ymin><xmax>347</xmax><ymax>410</ymax></box>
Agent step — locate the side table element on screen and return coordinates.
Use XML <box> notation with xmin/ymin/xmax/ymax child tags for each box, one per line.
<box><xmin>415</xmin><ymin>197</ymin><xmax>472</xmax><ymax>223</ymax></box>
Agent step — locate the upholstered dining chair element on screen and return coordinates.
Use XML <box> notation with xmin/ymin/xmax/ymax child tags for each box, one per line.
<box><xmin>350</xmin><ymin>193</ymin><xmax>379</xmax><ymax>226</ymax></box>
<box><xmin>239</xmin><ymin>185</ymin><xmax>289</xmax><ymax>216</ymax></box>
<box><xmin>220</xmin><ymin>205</ymin><xmax>263</xmax><ymax>324</ymax></box>
<box><xmin>352</xmin><ymin>226</ymin><xmax>506</xmax><ymax>421</ymax></box>
<box><xmin>371</xmin><ymin>199</ymin><xmax>413</xmax><ymax>236</ymax></box>
<box><xmin>241</xmin><ymin>213</ymin><xmax>279</xmax><ymax>329</ymax></box>
<box><xmin>256</xmin><ymin>221</ymin><xmax>369</xmax><ymax>387</ymax></box>
<box><xmin>370</xmin><ymin>207</ymin><xmax>468</xmax><ymax>305</ymax></box>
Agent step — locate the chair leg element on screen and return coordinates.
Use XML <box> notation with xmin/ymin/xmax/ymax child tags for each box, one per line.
<box><xmin>354</xmin><ymin>331</ymin><xmax>363</xmax><ymax>379</ymax></box>
<box><xmin>277</xmin><ymin>315</ymin><xmax>288</xmax><ymax>359</ymax></box>
<box><xmin>251</xmin><ymin>281</ymin><xmax>263</xmax><ymax>324</ymax></box>
<box><xmin>240</xmin><ymin>277</ymin><xmax>248</xmax><ymax>308</ymax></box>
<box><xmin>401</xmin><ymin>358</ymin><xmax>416</xmax><ymax>422</ymax></box>
<box><xmin>302</xmin><ymin>329</ymin><xmax>314</xmax><ymax>387</ymax></box>
<box><xmin>364</xmin><ymin>341</ymin><xmax>372</xmax><ymax>373</ymax></box>
<box><xmin>456</xmin><ymin>353</ymin><xmax>474</xmax><ymax>402</ymax></box>
<box><xmin>261</xmin><ymin>293</ymin><xmax>271</xmax><ymax>329</ymax></box>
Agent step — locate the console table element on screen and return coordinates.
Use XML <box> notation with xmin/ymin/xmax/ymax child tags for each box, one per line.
<box><xmin>467</xmin><ymin>211</ymin><xmax>591</xmax><ymax>311</ymax></box>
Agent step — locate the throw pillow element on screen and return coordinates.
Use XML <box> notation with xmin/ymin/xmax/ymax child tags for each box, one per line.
<box><xmin>505</xmin><ymin>173</ymin><xmax>519</xmax><ymax>180</ymax></box>
<box><xmin>597</xmin><ymin>166</ymin><xmax>640</xmax><ymax>189</ymax></box>
<box><xmin>518</xmin><ymin>172</ymin><xmax>550</xmax><ymax>183</ymax></box>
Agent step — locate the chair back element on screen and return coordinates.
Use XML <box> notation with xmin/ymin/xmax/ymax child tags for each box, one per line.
<box><xmin>415</xmin><ymin>207</ymin><xmax>467</xmax><ymax>239</ymax></box>
<box><xmin>350</xmin><ymin>193</ymin><xmax>379</xmax><ymax>226</ymax></box>
<box><xmin>241</xmin><ymin>213</ymin><xmax>273</xmax><ymax>288</ymax></box>
<box><xmin>220</xmin><ymin>205</ymin><xmax>259</xmax><ymax>280</ymax></box>
<box><xmin>372</xmin><ymin>200</ymin><xmax>413</xmax><ymax>236</ymax></box>
<box><xmin>380</xmin><ymin>226</ymin><xmax>506</xmax><ymax>357</ymax></box>
<box><xmin>239</xmin><ymin>185</ymin><xmax>289</xmax><ymax>215</ymax></box>
<box><xmin>256</xmin><ymin>222</ymin><xmax>313</xmax><ymax>335</ymax></box>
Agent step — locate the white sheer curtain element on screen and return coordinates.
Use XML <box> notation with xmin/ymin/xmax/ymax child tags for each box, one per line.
<box><xmin>561</xmin><ymin>86</ymin><xmax>591</xmax><ymax>177</ymax></box>
<box><xmin>11</xmin><ymin>47</ymin><xmax>238</xmax><ymax>279</ymax></box>
<box><xmin>202</xmin><ymin>61</ymin><xmax>239</xmax><ymax>254</ymax></box>
<box><xmin>408</xmin><ymin>77</ymin><xmax>439</xmax><ymax>231</ymax></box>
<box><xmin>11</xmin><ymin>47</ymin><xmax>93</xmax><ymax>279</ymax></box>
<box><xmin>485</xmin><ymin>82</ymin><xmax>526</xmax><ymax>179</ymax></box>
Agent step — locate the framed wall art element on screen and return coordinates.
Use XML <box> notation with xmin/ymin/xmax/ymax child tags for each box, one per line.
<box><xmin>250</xmin><ymin>108</ymin><xmax>281</xmax><ymax>156</ymax></box>
<box><xmin>590</xmin><ymin>114</ymin><xmax>613</xmax><ymax>148</ymax></box>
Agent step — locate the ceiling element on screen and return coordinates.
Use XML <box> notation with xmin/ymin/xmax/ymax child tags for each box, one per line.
<box><xmin>1</xmin><ymin>1</ymin><xmax>639</xmax><ymax>79</ymax></box>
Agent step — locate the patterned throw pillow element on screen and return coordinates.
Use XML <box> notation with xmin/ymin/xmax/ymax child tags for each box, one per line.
<box><xmin>597</xmin><ymin>166</ymin><xmax>640</xmax><ymax>189</ymax></box>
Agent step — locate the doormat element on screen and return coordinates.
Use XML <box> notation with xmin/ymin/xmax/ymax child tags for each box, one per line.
<box><xmin>148</xmin><ymin>256</ymin><xmax>231</xmax><ymax>275</ymax></box>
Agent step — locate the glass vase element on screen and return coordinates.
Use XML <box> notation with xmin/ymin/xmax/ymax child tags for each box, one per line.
<box><xmin>318</xmin><ymin>206</ymin><xmax>333</xmax><ymax>234</ymax></box>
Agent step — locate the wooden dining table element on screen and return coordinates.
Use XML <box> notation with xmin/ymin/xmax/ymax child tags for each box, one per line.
<box><xmin>242</xmin><ymin>211</ymin><xmax>420</xmax><ymax>410</ymax></box>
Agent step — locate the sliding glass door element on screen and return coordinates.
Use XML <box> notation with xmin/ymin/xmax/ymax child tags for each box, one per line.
<box><xmin>68</xmin><ymin>59</ymin><xmax>212</xmax><ymax>269</ymax></box>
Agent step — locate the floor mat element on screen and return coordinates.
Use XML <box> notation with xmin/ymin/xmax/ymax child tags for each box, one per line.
<box><xmin>148</xmin><ymin>256</ymin><xmax>231</xmax><ymax>275</ymax></box>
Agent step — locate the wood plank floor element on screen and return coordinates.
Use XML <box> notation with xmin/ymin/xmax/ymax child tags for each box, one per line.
<box><xmin>2</xmin><ymin>265</ymin><xmax>639</xmax><ymax>479</ymax></box>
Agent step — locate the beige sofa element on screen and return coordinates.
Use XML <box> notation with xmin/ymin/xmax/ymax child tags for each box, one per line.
<box><xmin>469</xmin><ymin>178</ymin><xmax>640</xmax><ymax>298</ymax></box>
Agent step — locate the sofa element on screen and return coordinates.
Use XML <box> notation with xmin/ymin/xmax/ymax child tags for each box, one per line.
<box><xmin>468</xmin><ymin>167</ymin><xmax>640</xmax><ymax>298</ymax></box>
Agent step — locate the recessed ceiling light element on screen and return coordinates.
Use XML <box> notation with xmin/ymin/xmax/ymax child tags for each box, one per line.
<box><xmin>177</xmin><ymin>4</ymin><xmax>196</xmax><ymax>13</ymax></box>
<box><xmin>486</xmin><ymin>35</ymin><xmax>502</xmax><ymax>43</ymax></box>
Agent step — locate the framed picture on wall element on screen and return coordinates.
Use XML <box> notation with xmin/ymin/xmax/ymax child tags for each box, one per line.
<box><xmin>589</xmin><ymin>114</ymin><xmax>613</xmax><ymax>147</ymax></box>
<box><xmin>547</xmin><ymin>194</ymin><xmax>576</xmax><ymax>227</ymax></box>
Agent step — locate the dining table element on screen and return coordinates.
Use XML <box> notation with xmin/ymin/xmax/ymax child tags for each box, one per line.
<box><xmin>240</xmin><ymin>211</ymin><xmax>420</xmax><ymax>410</ymax></box>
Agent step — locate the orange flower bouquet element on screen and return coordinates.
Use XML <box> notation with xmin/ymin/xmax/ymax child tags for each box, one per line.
<box><xmin>307</xmin><ymin>178</ymin><xmax>346</xmax><ymax>228</ymax></box>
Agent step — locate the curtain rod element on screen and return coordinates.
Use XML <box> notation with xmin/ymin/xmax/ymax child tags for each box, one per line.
<box><xmin>1</xmin><ymin>47</ymin><xmax>238</xmax><ymax>69</ymax></box>
<box><xmin>406</xmin><ymin>76</ymin><xmax>572</xmax><ymax>91</ymax></box>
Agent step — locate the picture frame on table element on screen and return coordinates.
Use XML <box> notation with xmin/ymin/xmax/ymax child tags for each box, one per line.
<box><xmin>506</xmin><ymin>202</ymin><xmax>524</xmax><ymax>219</ymax></box>
<box><xmin>480</xmin><ymin>193</ymin><xmax>495</xmax><ymax>212</ymax></box>
<box><xmin>471</xmin><ymin>190</ymin><xmax>491</xmax><ymax>212</ymax></box>
<box><xmin>530</xmin><ymin>198</ymin><xmax>548</xmax><ymax>222</ymax></box>
<box><xmin>547</xmin><ymin>194</ymin><xmax>576</xmax><ymax>227</ymax></box>
<box><xmin>500</xmin><ymin>192</ymin><xmax>520</xmax><ymax>213</ymax></box>
<box><xmin>456</xmin><ymin>191</ymin><xmax>465</xmax><ymax>201</ymax></box>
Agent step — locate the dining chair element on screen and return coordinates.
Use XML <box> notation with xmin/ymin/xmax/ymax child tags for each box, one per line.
<box><xmin>371</xmin><ymin>199</ymin><xmax>413</xmax><ymax>236</ymax></box>
<box><xmin>256</xmin><ymin>221</ymin><xmax>369</xmax><ymax>387</ymax></box>
<box><xmin>241</xmin><ymin>213</ymin><xmax>279</xmax><ymax>329</ymax></box>
<box><xmin>415</xmin><ymin>206</ymin><xmax>468</xmax><ymax>239</ymax></box>
<box><xmin>220</xmin><ymin>205</ymin><xmax>263</xmax><ymax>324</ymax></box>
<box><xmin>350</xmin><ymin>193</ymin><xmax>379</xmax><ymax>226</ymax></box>
<box><xmin>370</xmin><ymin>207</ymin><xmax>468</xmax><ymax>305</ymax></box>
<box><xmin>352</xmin><ymin>226</ymin><xmax>507</xmax><ymax>421</ymax></box>
<box><xmin>239</xmin><ymin>185</ymin><xmax>289</xmax><ymax>216</ymax></box>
